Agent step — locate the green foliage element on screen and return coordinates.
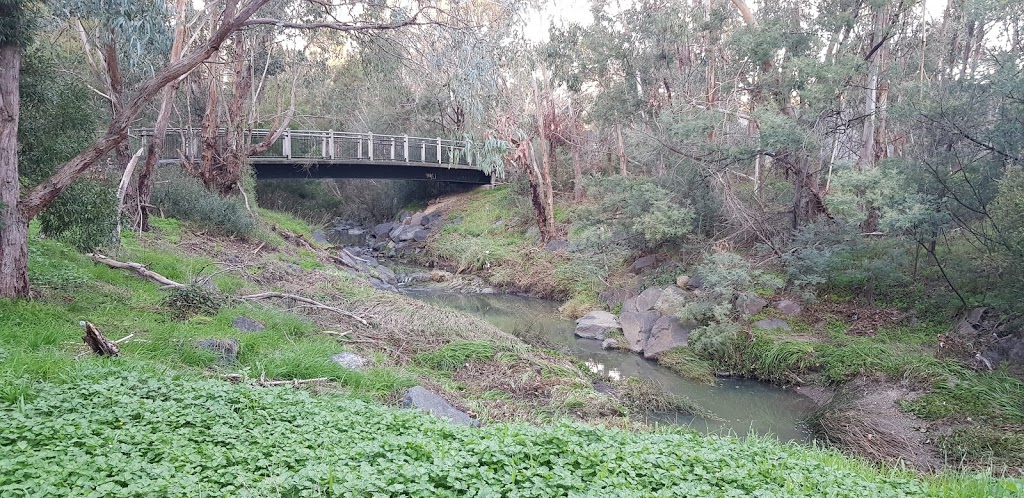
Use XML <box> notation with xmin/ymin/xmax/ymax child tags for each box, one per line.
<box><xmin>161</xmin><ymin>285</ymin><xmax>223</xmax><ymax>319</ymax></box>
<box><xmin>412</xmin><ymin>341</ymin><xmax>499</xmax><ymax>371</ymax></box>
<box><xmin>938</xmin><ymin>427</ymin><xmax>1024</xmax><ymax>468</ymax></box>
<box><xmin>37</xmin><ymin>179</ymin><xmax>117</xmax><ymax>251</ymax></box>
<box><xmin>152</xmin><ymin>171</ymin><xmax>257</xmax><ymax>238</ymax></box>
<box><xmin>688</xmin><ymin>322</ymin><xmax>744</xmax><ymax>366</ymax></box>
<box><xmin>575</xmin><ymin>176</ymin><xmax>694</xmax><ymax>252</ymax></box>
<box><xmin>656</xmin><ymin>347</ymin><xmax>716</xmax><ymax>384</ymax></box>
<box><xmin>663</xmin><ymin>252</ymin><xmax>782</xmax><ymax>326</ymax></box>
<box><xmin>2</xmin><ymin>371</ymin><xmax>1010</xmax><ymax>497</ymax></box>
<box><xmin>784</xmin><ymin>222</ymin><xmax>911</xmax><ymax>302</ymax></box>
<box><xmin>902</xmin><ymin>372</ymin><xmax>1024</xmax><ymax>422</ymax></box>
<box><xmin>18</xmin><ymin>47</ymin><xmax>98</xmax><ymax>185</ymax></box>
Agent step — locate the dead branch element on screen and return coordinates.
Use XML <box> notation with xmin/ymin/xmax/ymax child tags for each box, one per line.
<box><xmin>81</xmin><ymin>321</ymin><xmax>121</xmax><ymax>356</ymax></box>
<box><xmin>87</xmin><ymin>253</ymin><xmax>186</xmax><ymax>288</ymax></box>
<box><xmin>239</xmin><ymin>292</ymin><xmax>369</xmax><ymax>326</ymax></box>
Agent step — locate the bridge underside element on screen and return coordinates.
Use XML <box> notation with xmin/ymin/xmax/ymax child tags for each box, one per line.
<box><xmin>251</xmin><ymin>161</ymin><xmax>491</xmax><ymax>184</ymax></box>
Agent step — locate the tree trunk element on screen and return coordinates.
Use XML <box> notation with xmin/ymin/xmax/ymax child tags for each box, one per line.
<box><xmin>138</xmin><ymin>0</ymin><xmax>188</xmax><ymax>231</ymax></box>
<box><xmin>0</xmin><ymin>45</ymin><xmax>28</xmax><ymax>298</ymax></box>
<box><xmin>572</xmin><ymin>139</ymin><xmax>583</xmax><ymax>201</ymax></box>
<box><xmin>615</xmin><ymin>120</ymin><xmax>627</xmax><ymax>175</ymax></box>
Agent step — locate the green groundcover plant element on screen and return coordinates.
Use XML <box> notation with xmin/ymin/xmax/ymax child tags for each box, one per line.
<box><xmin>1</xmin><ymin>370</ymin><xmax>1017</xmax><ymax>497</ymax></box>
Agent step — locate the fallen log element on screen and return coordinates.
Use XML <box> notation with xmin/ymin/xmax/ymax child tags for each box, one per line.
<box><xmin>87</xmin><ymin>253</ymin><xmax>186</xmax><ymax>288</ymax></box>
<box><xmin>239</xmin><ymin>292</ymin><xmax>370</xmax><ymax>326</ymax></box>
<box><xmin>81</xmin><ymin>321</ymin><xmax>121</xmax><ymax>356</ymax></box>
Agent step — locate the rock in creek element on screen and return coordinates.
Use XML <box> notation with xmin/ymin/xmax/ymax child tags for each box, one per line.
<box><xmin>232</xmin><ymin>316</ymin><xmax>265</xmax><ymax>332</ymax></box>
<box><xmin>330</xmin><ymin>352</ymin><xmax>368</xmax><ymax>370</ymax></box>
<box><xmin>619</xmin><ymin>311</ymin><xmax>660</xmax><ymax>353</ymax></box>
<box><xmin>402</xmin><ymin>386</ymin><xmax>479</xmax><ymax>427</ymax></box>
<box><xmin>601</xmin><ymin>338</ymin><xmax>621</xmax><ymax>350</ymax></box>
<box><xmin>574</xmin><ymin>311</ymin><xmax>621</xmax><ymax>340</ymax></box>
<box><xmin>643</xmin><ymin>316</ymin><xmax>692</xmax><ymax>359</ymax></box>
<box><xmin>195</xmin><ymin>338</ymin><xmax>240</xmax><ymax>365</ymax></box>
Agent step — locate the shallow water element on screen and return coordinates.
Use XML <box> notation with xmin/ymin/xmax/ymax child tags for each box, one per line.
<box><xmin>408</xmin><ymin>290</ymin><xmax>819</xmax><ymax>442</ymax></box>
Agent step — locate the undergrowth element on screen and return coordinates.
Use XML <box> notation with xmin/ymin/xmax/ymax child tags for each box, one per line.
<box><xmin>0</xmin><ymin>371</ymin><xmax>1017</xmax><ymax>497</ymax></box>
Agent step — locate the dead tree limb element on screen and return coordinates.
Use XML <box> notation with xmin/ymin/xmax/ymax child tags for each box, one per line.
<box><xmin>81</xmin><ymin>321</ymin><xmax>121</xmax><ymax>356</ymax></box>
<box><xmin>87</xmin><ymin>253</ymin><xmax>186</xmax><ymax>288</ymax></box>
<box><xmin>239</xmin><ymin>291</ymin><xmax>369</xmax><ymax>326</ymax></box>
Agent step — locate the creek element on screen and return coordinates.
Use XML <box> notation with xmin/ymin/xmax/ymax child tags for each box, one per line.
<box><xmin>406</xmin><ymin>290</ymin><xmax>820</xmax><ymax>442</ymax></box>
<box><xmin>318</xmin><ymin>219</ymin><xmax>820</xmax><ymax>442</ymax></box>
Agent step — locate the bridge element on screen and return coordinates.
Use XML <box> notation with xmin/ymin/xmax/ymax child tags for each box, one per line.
<box><xmin>136</xmin><ymin>128</ymin><xmax>492</xmax><ymax>184</ymax></box>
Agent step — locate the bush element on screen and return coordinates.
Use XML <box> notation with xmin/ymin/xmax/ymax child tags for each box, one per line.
<box><xmin>161</xmin><ymin>285</ymin><xmax>223</xmax><ymax>318</ymax></box>
<box><xmin>575</xmin><ymin>176</ymin><xmax>694</xmax><ymax>252</ymax></box>
<box><xmin>152</xmin><ymin>171</ymin><xmax>257</xmax><ymax>237</ymax></box>
<box><xmin>38</xmin><ymin>179</ymin><xmax>118</xmax><ymax>252</ymax></box>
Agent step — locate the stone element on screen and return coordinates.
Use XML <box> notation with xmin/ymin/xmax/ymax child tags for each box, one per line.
<box><xmin>736</xmin><ymin>295</ymin><xmax>768</xmax><ymax>316</ymax></box>
<box><xmin>372</xmin><ymin>222</ymin><xmax>395</xmax><ymax>237</ymax></box>
<box><xmin>686</xmin><ymin>274</ymin><xmax>704</xmax><ymax>290</ymax></box>
<box><xmin>402</xmin><ymin>386</ymin><xmax>480</xmax><ymax>427</ymax></box>
<box><xmin>331</xmin><ymin>352</ymin><xmax>368</xmax><ymax>370</ymax></box>
<box><xmin>389</xmin><ymin>224</ymin><xmax>420</xmax><ymax>242</ymax></box>
<box><xmin>601</xmin><ymin>338</ymin><xmax>620</xmax><ymax>350</ymax></box>
<box><xmin>754</xmin><ymin>318</ymin><xmax>793</xmax><ymax>332</ymax></box>
<box><xmin>621</xmin><ymin>296</ymin><xmax>640</xmax><ymax>314</ymax></box>
<box><xmin>231</xmin><ymin>316</ymin><xmax>265</xmax><ymax>332</ymax></box>
<box><xmin>413</xmin><ymin>229</ymin><xmax>430</xmax><ymax>242</ymax></box>
<box><xmin>676</xmin><ymin>275</ymin><xmax>690</xmax><ymax>288</ymax></box>
<box><xmin>544</xmin><ymin>239</ymin><xmax>569</xmax><ymax>252</ymax></box>
<box><xmin>312</xmin><ymin>230</ymin><xmax>329</xmax><ymax>244</ymax></box>
<box><xmin>195</xmin><ymin>338</ymin><xmax>240</xmax><ymax>365</ymax></box>
<box><xmin>635</xmin><ymin>287</ymin><xmax>664</xmax><ymax>313</ymax></box>
<box><xmin>619</xmin><ymin>311</ymin><xmax>660</xmax><ymax>353</ymax></box>
<box><xmin>643</xmin><ymin>316</ymin><xmax>692</xmax><ymax>359</ymax></box>
<box><xmin>421</xmin><ymin>213</ymin><xmax>439</xmax><ymax>226</ymax></box>
<box><xmin>598</xmin><ymin>288</ymin><xmax>632</xmax><ymax>309</ymax></box>
<box><xmin>409</xmin><ymin>212</ymin><xmax>427</xmax><ymax>226</ymax></box>
<box><xmin>574</xmin><ymin>311</ymin><xmax>621</xmax><ymax>340</ymax></box>
<box><xmin>629</xmin><ymin>255</ymin><xmax>657</xmax><ymax>273</ymax></box>
<box><xmin>777</xmin><ymin>300</ymin><xmax>803</xmax><ymax>316</ymax></box>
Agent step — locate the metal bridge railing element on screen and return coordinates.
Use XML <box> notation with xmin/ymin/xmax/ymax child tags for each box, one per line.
<box><xmin>134</xmin><ymin>128</ymin><xmax>474</xmax><ymax>168</ymax></box>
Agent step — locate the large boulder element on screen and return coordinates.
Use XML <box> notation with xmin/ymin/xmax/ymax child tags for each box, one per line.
<box><xmin>413</xmin><ymin>229</ymin><xmax>431</xmax><ymax>242</ymax></box>
<box><xmin>643</xmin><ymin>316</ymin><xmax>692</xmax><ymax>359</ymax></box>
<box><xmin>574</xmin><ymin>311</ymin><xmax>621</xmax><ymax>340</ymax></box>
<box><xmin>598</xmin><ymin>288</ymin><xmax>632</xmax><ymax>309</ymax></box>
<box><xmin>619</xmin><ymin>310</ymin><xmax>660</xmax><ymax>353</ymax></box>
<box><xmin>635</xmin><ymin>287</ymin><xmax>664</xmax><ymax>313</ymax></box>
<box><xmin>402</xmin><ymin>386</ymin><xmax>479</xmax><ymax>427</ymax></box>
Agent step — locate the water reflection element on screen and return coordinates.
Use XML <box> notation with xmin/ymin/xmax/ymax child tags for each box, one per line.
<box><xmin>407</xmin><ymin>289</ymin><xmax>819</xmax><ymax>442</ymax></box>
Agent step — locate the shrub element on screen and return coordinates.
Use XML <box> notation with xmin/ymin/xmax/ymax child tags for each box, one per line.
<box><xmin>162</xmin><ymin>285</ymin><xmax>223</xmax><ymax>318</ymax></box>
<box><xmin>575</xmin><ymin>176</ymin><xmax>694</xmax><ymax>252</ymax></box>
<box><xmin>152</xmin><ymin>171</ymin><xmax>257</xmax><ymax>237</ymax></box>
<box><xmin>38</xmin><ymin>179</ymin><xmax>118</xmax><ymax>252</ymax></box>
<box><xmin>662</xmin><ymin>252</ymin><xmax>782</xmax><ymax>326</ymax></box>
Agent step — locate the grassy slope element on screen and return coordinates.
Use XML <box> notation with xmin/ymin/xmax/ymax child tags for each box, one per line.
<box><xmin>0</xmin><ymin>211</ymin><xmax>1018</xmax><ymax>496</ymax></box>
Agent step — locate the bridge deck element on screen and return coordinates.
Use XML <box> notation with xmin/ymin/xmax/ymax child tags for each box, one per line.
<box><xmin>138</xmin><ymin>128</ymin><xmax>491</xmax><ymax>184</ymax></box>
